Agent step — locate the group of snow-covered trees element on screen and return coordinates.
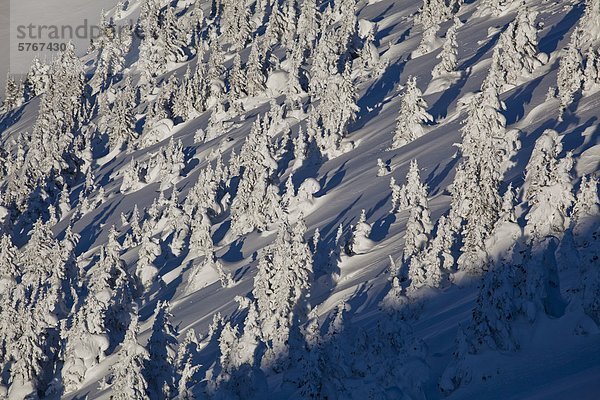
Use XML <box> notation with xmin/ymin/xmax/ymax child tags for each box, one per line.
<box><xmin>0</xmin><ymin>0</ymin><xmax>598</xmax><ymax>398</ymax></box>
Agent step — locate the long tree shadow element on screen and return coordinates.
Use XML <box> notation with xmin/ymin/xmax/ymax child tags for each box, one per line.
<box><xmin>370</xmin><ymin>213</ymin><xmax>396</xmax><ymax>242</ymax></box>
<box><xmin>428</xmin><ymin>72</ymin><xmax>469</xmax><ymax>120</ymax></box>
<box><xmin>372</xmin><ymin>4</ymin><xmax>395</xmax><ymax>23</ymax></box>
<box><xmin>319</xmin><ymin>195</ymin><xmax>363</xmax><ymax>244</ymax></box>
<box><xmin>220</xmin><ymin>237</ymin><xmax>246</xmax><ymax>263</ymax></box>
<box><xmin>429</xmin><ymin>28</ymin><xmax>505</xmax><ymax>119</ymax></box>
<box><xmin>538</xmin><ymin>4</ymin><xmax>585</xmax><ymax>55</ymax></box>
<box><xmin>367</xmin><ymin>192</ymin><xmax>392</xmax><ymax>220</ymax></box>
<box><xmin>0</xmin><ymin>105</ymin><xmax>25</xmax><ymax>137</ymax></box>
<box><xmin>503</xmin><ymin>76</ymin><xmax>545</xmax><ymax>125</ymax></box>
<box><xmin>458</xmin><ymin>27</ymin><xmax>504</xmax><ymax>71</ymax></box>
<box><xmin>73</xmin><ymin>198</ymin><xmax>124</xmax><ymax>254</ymax></box>
<box><xmin>317</xmin><ymin>161</ymin><xmax>348</xmax><ymax>197</ymax></box>
<box><xmin>560</xmin><ymin>116</ymin><xmax>598</xmax><ymax>154</ymax></box>
<box><xmin>353</xmin><ymin>60</ymin><xmax>407</xmax><ymax>131</ymax></box>
<box><xmin>425</xmin><ymin>156</ymin><xmax>460</xmax><ymax>196</ymax></box>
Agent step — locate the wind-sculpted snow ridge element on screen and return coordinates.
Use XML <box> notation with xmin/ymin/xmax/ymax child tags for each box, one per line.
<box><xmin>0</xmin><ymin>0</ymin><xmax>599</xmax><ymax>398</ymax></box>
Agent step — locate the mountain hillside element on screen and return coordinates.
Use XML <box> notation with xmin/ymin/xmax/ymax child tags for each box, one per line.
<box><xmin>0</xmin><ymin>0</ymin><xmax>599</xmax><ymax>399</ymax></box>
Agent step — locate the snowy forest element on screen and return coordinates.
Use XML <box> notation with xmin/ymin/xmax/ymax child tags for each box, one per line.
<box><xmin>0</xmin><ymin>0</ymin><xmax>599</xmax><ymax>398</ymax></box>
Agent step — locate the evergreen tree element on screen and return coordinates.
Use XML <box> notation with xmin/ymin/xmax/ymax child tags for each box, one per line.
<box><xmin>111</xmin><ymin>314</ymin><xmax>150</xmax><ymax>400</ymax></box>
<box><xmin>583</xmin><ymin>47</ymin><xmax>600</xmax><ymax>91</ymax></box>
<box><xmin>138</xmin><ymin>0</ymin><xmax>165</xmax><ymax>79</ymax></box>
<box><xmin>104</xmin><ymin>78</ymin><xmax>138</xmax><ymax>151</ymax></box>
<box><xmin>230</xmin><ymin>116</ymin><xmax>282</xmax><ymax>236</ymax></box>
<box><xmin>1</xmin><ymin>73</ymin><xmax>22</xmax><ymax>112</ymax></box>
<box><xmin>0</xmin><ymin>234</ymin><xmax>19</xmax><ymax>295</ymax></box>
<box><xmin>175</xmin><ymin>329</ymin><xmax>201</xmax><ymax>399</ymax></box>
<box><xmin>246</xmin><ymin>40</ymin><xmax>267</xmax><ymax>96</ymax></box>
<box><xmin>147</xmin><ymin>301</ymin><xmax>178</xmax><ymax>399</ymax></box>
<box><xmin>24</xmin><ymin>57</ymin><xmax>50</xmax><ymax>99</ymax></box>
<box><xmin>572</xmin><ymin>175</ymin><xmax>600</xmax><ymax>235</ymax></box>
<box><xmin>450</xmin><ymin>80</ymin><xmax>519</xmax><ymax>274</ymax></box>
<box><xmin>136</xmin><ymin>234</ymin><xmax>160</xmax><ymax>291</ymax></box>
<box><xmin>189</xmin><ymin>211</ymin><xmax>213</xmax><ymax>257</ymax></box>
<box><xmin>61</xmin><ymin>294</ymin><xmax>111</xmax><ymax>392</ymax></box>
<box><xmin>441</xmin><ymin>237</ymin><xmax>564</xmax><ymax>393</ymax></box>
<box><xmin>346</xmin><ymin>210</ymin><xmax>374</xmax><ymax>255</ymax></box>
<box><xmin>173</xmin><ymin>66</ymin><xmax>201</xmax><ymax>122</ymax></box>
<box><xmin>313</xmin><ymin>66</ymin><xmax>359</xmax><ymax>157</ymax></box>
<box><xmin>483</xmin><ymin>6</ymin><xmax>545</xmax><ymax>90</ymax></box>
<box><xmin>228</xmin><ymin>54</ymin><xmax>247</xmax><ymax>100</ymax></box>
<box><xmin>390</xmin><ymin>77</ymin><xmax>433</xmax><ymax>149</ymax></box>
<box><xmin>432</xmin><ymin>18</ymin><xmax>462</xmax><ymax>77</ymax></box>
<box><xmin>557</xmin><ymin>43</ymin><xmax>584</xmax><ymax>119</ymax></box>
<box><xmin>408</xmin><ymin>214</ymin><xmax>455</xmax><ymax>290</ymax></box>
<box><xmin>573</xmin><ymin>0</ymin><xmax>600</xmax><ymax>49</ymax></box>
<box><xmin>92</xmin><ymin>14</ymin><xmax>130</xmax><ymax>91</ymax></box>
<box><xmin>417</xmin><ymin>0</ymin><xmax>456</xmax><ymax>27</ymax></box>
<box><xmin>252</xmin><ymin>219</ymin><xmax>313</xmax><ymax>370</ymax></box>
<box><xmin>524</xmin><ymin>130</ymin><xmax>575</xmax><ymax>239</ymax></box>
<box><xmin>221</xmin><ymin>0</ymin><xmax>252</xmax><ymax>50</ymax></box>
<box><xmin>297</xmin><ymin>0</ymin><xmax>319</xmax><ymax>54</ymax></box>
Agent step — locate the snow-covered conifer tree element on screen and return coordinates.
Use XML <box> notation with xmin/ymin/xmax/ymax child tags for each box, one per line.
<box><xmin>390</xmin><ymin>176</ymin><xmax>404</xmax><ymax>213</ymax></box>
<box><xmin>483</xmin><ymin>6</ymin><xmax>545</xmax><ymax>90</ymax></box>
<box><xmin>0</xmin><ymin>235</ymin><xmax>18</xmax><ymax>295</ymax></box>
<box><xmin>346</xmin><ymin>210</ymin><xmax>374</xmax><ymax>255</ymax></box>
<box><xmin>557</xmin><ymin>44</ymin><xmax>584</xmax><ymax>119</ymax></box>
<box><xmin>583</xmin><ymin>47</ymin><xmax>600</xmax><ymax>91</ymax></box>
<box><xmin>174</xmin><ymin>329</ymin><xmax>200</xmax><ymax>398</ymax></box>
<box><xmin>228</xmin><ymin>54</ymin><xmax>247</xmax><ymax>100</ymax></box>
<box><xmin>309</xmin><ymin>28</ymin><xmax>340</xmax><ymax>96</ymax></box>
<box><xmin>61</xmin><ymin>292</ymin><xmax>111</xmax><ymax>392</ymax></box>
<box><xmin>415</xmin><ymin>23</ymin><xmax>440</xmax><ymax>57</ymax></box>
<box><xmin>92</xmin><ymin>14</ymin><xmax>130</xmax><ymax>91</ymax></box>
<box><xmin>104</xmin><ymin>78</ymin><xmax>138</xmax><ymax>151</ymax></box>
<box><xmin>252</xmin><ymin>219</ymin><xmax>313</xmax><ymax>369</ymax></box>
<box><xmin>475</xmin><ymin>0</ymin><xmax>513</xmax><ymax>17</ymax></box>
<box><xmin>432</xmin><ymin>18</ymin><xmax>462</xmax><ymax>77</ymax></box>
<box><xmin>450</xmin><ymin>79</ymin><xmax>519</xmax><ymax>274</ymax></box>
<box><xmin>572</xmin><ymin>175</ymin><xmax>600</xmax><ymax>235</ymax></box>
<box><xmin>222</xmin><ymin>0</ymin><xmax>252</xmax><ymax>50</ymax></box>
<box><xmin>417</xmin><ymin>0</ymin><xmax>456</xmax><ymax>27</ymax></box>
<box><xmin>297</xmin><ymin>0</ymin><xmax>318</xmax><ymax>54</ymax></box>
<box><xmin>1</xmin><ymin>73</ymin><xmax>22</xmax><ymax>112</ymax></box>
<box><xmin>173</xmin><ymin>66</ymin><xmax>201</xmax><ymax>122</ymax></box>
<box><xmin>138</xmin><ymin>0</ymin><xmax>165</xmax><ymax>79</ymax></box>
<box><xmin>111</xmin><ymin>314</ymin><xmax>150</xmax><ymax>400</ymax></box>
<box><xmin>314</xmin><ymin>66</ymin><xmax>359</xmax><ymax>156</ymax></box>
<box><xmin>401</xmin><ymin>160</ymin><xmax>433</xmax><ymax>266</ymax></box>
<box><xmin>377</xmin><ymin>158</ymin><xmax>391</xmax><ymax>176</ymax></box>
<box><xmin>573</xmin><ymin>0</ymin><xmax>600</xmax><ymax>48</ymax></box>
<box><xmin>357</xmin><ymin>25</ymin><xmax>386</xmax><ymax>77</ymax></box>
<box><xmin>408</xmin><ymin>214</ymin><xmax>454</xmax><ymax>290</ymax></box>
<box><xmin>390</xmin><ymin>77</ymin><xmax>433</xmax><ymax>149</ymax></box>
<box><xmin>524</xmin><ymin>130</ymin><xmax>575</xmax><ymax>239</ymax></box>
<box><xmin>147</xmin><ymin>301</ymin><xmax>178</xmax><ymax>399</ymax></box>
<box><xmin>440</xmin><ymin>236</ymin><xmax>565</xmax><ymax>393</ymax></box>
<box><xmin>229</xmin><ymin>116</ymin><xmax>282</xmax><ymax>236</ymax></box>
<box><xmin>246</xmin><ymin>40</ymin><xmax>267</xmax><ymax>96</ymax></box>
<box><xmin>136</xmin><ymin>235</ymin><xmax>160</xmax><ymax>291</ymax></box>
<box><xmin>189</xmin><ymin>210</ymin><xmax>213</xmax><ymax>257</ymax></box>
<box><xmin>23</xmin><ymin>57</ymin><xmax>50</xmax><ymax>99</ymax></box>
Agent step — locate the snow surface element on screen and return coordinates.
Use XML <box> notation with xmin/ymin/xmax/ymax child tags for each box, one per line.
<box><xmin>0</xmin><ymin>0</ymin><xmax>599</xmax><ymax>399</ymax></box>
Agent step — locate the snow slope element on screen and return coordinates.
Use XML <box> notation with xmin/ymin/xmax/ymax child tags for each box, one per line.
<box><xmin>0</xmin><ymin>0</ymin><xmax>599</xmax><ymax>399</ymax></box>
